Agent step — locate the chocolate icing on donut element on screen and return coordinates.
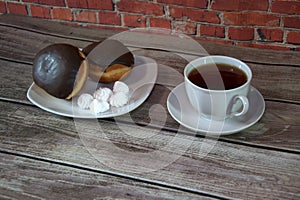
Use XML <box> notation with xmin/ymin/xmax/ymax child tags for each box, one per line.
<box><xmin>83</xmin><ymin>40</ymin><xmax>134</xmax><ymax>83</ymax></box>
<box><xmin>33</xmin><ymin>44</ymin><xmax>84</xmax><ymax>99</ymax></box>
<box><xmin>83</xmin><ymin>40</ymin><xmax>134</xmax><ymax>69</ymax></box>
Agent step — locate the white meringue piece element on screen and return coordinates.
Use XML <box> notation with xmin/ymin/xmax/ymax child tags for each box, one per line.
<box><xmin>93</xmin><ymin>87</ymin><xmax>113</xmax><ymax>102</ymax></box>
<box><xmin>109</xmin><ymin>92</ymin><xmax>129</xmax><ymax>107</ymax></box>
<box><xmin>89</xmin><ymin>99</ymin><xmax>110</xmax><ymax>114</ymax></box>
<box><xmin>77</xmin><ymin>93</ymin><xmax>93</xmax><ymax>109</ymax></box>
<box><xmin>113</xmin><ymin>81</ymin><xmax>129</xmax><ymax>94</ymax></box>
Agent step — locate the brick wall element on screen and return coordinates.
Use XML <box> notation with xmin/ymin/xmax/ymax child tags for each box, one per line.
<box><xmin>1</xmin><ymin>0</ymin><xmax>300</xmax><ymax>51</ymax></box>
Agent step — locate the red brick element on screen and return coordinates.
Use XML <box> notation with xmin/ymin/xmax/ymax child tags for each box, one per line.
<box><xmin>0</xmin><ymin>2</ymin><xmax>6</xmax><ymax>13</ymax></box>
<box><xmin>67</xmin><ymin>0</ymin><xmax>113</xmax><ymax>10</ymax></box>
<box><xmin>30</xmin><ymin>5</ymin><xmax>51</xmax><ymax>18</ymax></box>
<box><xmin>287</xmin><ymin>31</ymin><xmax>300</xmax><ymax>44</ymax></box>
<box><xmin>7</xmin><ymin>2</ymin><xmax>27</xmax><ymax>15</ymax></box>
<box><xmin>284</xmin><ymin>16</ymin><xmax>300</xmax><ymax>29</ymax></box>
<box><xmin>117</xmin><ymin>0</ymin><xmax>164</xmax><ymax>16</ymax></box>
<box><xmin>169</xmin><ymin>6</ymin><xmax>220</xmax><ymax>23</ymax></box>
<box><xmin>75</xmin><ymin>10</ymin><xmax>97</xmax><ymax>23</ymax></box>
<box><xmin>99</xmin><ymin>11</ymin><xmax>121</xmax><ymax>25</ymax></box>
<box><xmin>173</xmin><ymin>21</ymin><xmax>197</xmax><ymax>35</ymax></box>
<box><xmin>211</xmin><ymin>0</ymin><xmax>268</xmax><ymax>11</ymax></box>
<box><xmin>23</xmin><ymin>0</ymin><xmax>65</xmax><ymax>7</ymax></box>
<box><xmin>150</xmin><ymin>17</ymin><xmax>171</xmax><ymax>29</ymax></box>
<box><xmin>157</xmin><ymin>0</ymin><xmax>207</xmax><ymax>9</ymax></box>
<box><xmin>271</xmin><ymin>0</ymin><xmax>300</xmax><ymax>15</ymax></box>
<box><xmin>87</xmin><ymin>0</ymin><xmax>113</xmax><ymax>10</ymax></box>
<box><xmin>67</xmin><ymin>0</ymin><xmax>88</xmax><ymax>8</ymax></box>
<box><xmin>200</xmin><ymin>25</ymin><xmax>225</xmax><ymax>38</ymax></box>
<box><xmin>228</xmin><ymin>27</ymin><xmax>254</xmax><ymax>41</ymax></box>
<box><xmin>52</xmin><ymin>8</ymin><xmax>72</xmax><ymax>21</ymax></box>
<box><xmin>257</xmin><ymin>28</ymin><xmax>283</xmax><ymax>42</ymax></box>
<box><xmin>123</xmin><ymin>14</ymin><xmax>146</xmax><ymax>28</ymax></box>
<box><xmin>223</xmin><ymin>12</ymin><xmax>280</xmax><ymax>26</ymax></box>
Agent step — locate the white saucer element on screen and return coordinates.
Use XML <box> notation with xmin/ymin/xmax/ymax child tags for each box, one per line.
<box><xmin>167</xmin><ymin>83</ymin><xmax>265</xmax><ymax>135</ymax></box>
<box><xmin>27</xmin><ymin>56</ymin><xmax>157</xmax><ymax>118</ymax></box>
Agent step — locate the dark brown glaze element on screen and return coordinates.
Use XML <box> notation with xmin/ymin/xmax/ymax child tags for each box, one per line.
<box><xmin>33</xmin><ymin>44</ymin><xmax>84</xmax><ymax>99</ymax></box>
<box><xmin>82</xmin><ymin>39</ymin><xmax>134</xmax><ymax>71</ymax></box>
<box><xmin>82</xmin><ymin>41</ymin><xmax>100</xmax><ymax>56</ymax></box>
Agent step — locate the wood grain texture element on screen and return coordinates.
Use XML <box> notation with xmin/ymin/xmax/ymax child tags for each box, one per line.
<box><xmin>201</xmin><ymin>43</ymin><xmax>300</xmax><ymax>66</ymax></box>
<box><xmin>0</xmin><ymin>21</ymin><xmax>299</xmax><ymax>102</ymax></box>
<box><xmin>125</xmin><ymin>86</ymin><xmax>300</xmax><ymax>151</ymax></box>
<box><xmin>0</xmin><ymin>14</ymin><xmax>116</xmax><ymax>42</ymax></box>
<box><xmin>1</xmin><ymin>14</ymin><xmax>299</xmax><ymax>66</ymax></box>
<box><xmin>134</xmin><ymin>49</ymin><xmax>300</xmax><ymax>102</ymax></box>
<box><xmin>0</xmin><ymin>153</ymin><xmax>213</xmax><ymax>200</ymax></box>
<box><xmin>0</xmin><ymin>26</ymin><xmax>89</xmax><ymax>63</ymax></box>
<box><xmin>0</xmin><ymin>101</ymin><xmax>300</xmax><ymax>199</ymax></box>
<box><xmin>0</xmin><ymin>58</ymin><xmax>299</xmax><ymax>151</ymax></box>
<box><xmin>0</xmin><ymin>60</ymin><xmax>32</xmax><ymax>102</ymax></box>
<box><xmin>1</xmin><ymin>47</ymin><xmax>300</xmax><ymax>103</ymax></box>
<box><xmin>1</xmin><ymin>14</ymin><xmax>300</xmax><ymax>199</ymax></box>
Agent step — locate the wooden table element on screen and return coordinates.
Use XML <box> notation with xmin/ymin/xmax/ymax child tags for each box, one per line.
<box><xmin>0</xmin><ymin>14</ymin><xmax>299</xmax><ymax>199</ymax></box>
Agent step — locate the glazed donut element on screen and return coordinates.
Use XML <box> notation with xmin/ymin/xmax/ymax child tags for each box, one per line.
<box><xmin>83</xmin><ymin>40</ymin><xmax>134</xmax><ymax>83</ymax></box>
<box><xmin>33</xmin><ymin>44</ymin><xmax>88</xmax><ymax>99</ymax></box>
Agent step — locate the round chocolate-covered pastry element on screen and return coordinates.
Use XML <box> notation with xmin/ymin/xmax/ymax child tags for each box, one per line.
<box><xmin>33</xmin><ymin>43</ymin><xmax>88</xmax><ymax>99</ymax></box>
<box><xmin>83</xmin><ymin>39</ymin><xmax>134</xmax><ymax>83</ymax></box>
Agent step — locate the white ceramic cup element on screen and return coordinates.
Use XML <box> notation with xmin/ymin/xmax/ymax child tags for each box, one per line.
<box><xmin>184</xmin><ymin>56</ymin><xmax>252</xmax><ymax>121</ymax></box>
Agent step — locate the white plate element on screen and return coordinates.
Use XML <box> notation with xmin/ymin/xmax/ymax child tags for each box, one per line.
<box><xmin>27</xmin><ymin>56</ymin><xmax>158</xmax><ymax>118</ymax></box>
<box><xmin>167</xmin><ymin>83</ymin><xmax>265</xmax><ymax>135</ymax></box>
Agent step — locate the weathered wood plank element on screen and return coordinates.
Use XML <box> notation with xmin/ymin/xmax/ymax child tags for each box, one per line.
<box><xmin>0</xmin><ymin>26</ymin><xmax>89</xmax><ymax>63</ymax></box>
<box><xmin>1</xmin><ymin>13</ymin><xmax>300</xmax><ymax>200</ymax></box>
<box><xmin>0</xmin><ymin>14</ymin><xmax>116</xmax><ymax>42</ymax></box>
<box><xmin>201</xmin><ymin>43</ymin><xmax>300</xmax><ymax>67</ymax></box>
<box><xmin>0</xmin><ymin>60</ymin><xmax>32</xmax><ymax>102</ymax></box>
<box><xmin>1</xmin><ymin>46</ymin><xmax>300</xmax><ymax>103</ymax></box>
<box><xmin>0</xmin><ymin>58</ymin><xmax>300</xmax><ymax>151</ymax></box>
<box><xmin>0</xmin><ymin>25</ymin><xmax>299</xmax><ymax>102</ymax></box>
<box><xmin>0</xmin><ymin>14</ymin><xmax>299</xmax><ymax>66</ymax></box>
<box><xmin>126</xmin><ymin>87</ymin><xmax>300</xmax><ymax>151</ymax></box>
<box><xmin>0</xmin><ymin>101</ymin><xmax>299</xmax><ymax>199</ymax></box>
<box><xmin>0</xmin><ymin>153</ymin><xmax>213</xmax><ymax>200</ymax></box>
<box><xmin>134</xmin><ymin>50</ymin><xmax>300</xmax><ymax>102</ymax></box>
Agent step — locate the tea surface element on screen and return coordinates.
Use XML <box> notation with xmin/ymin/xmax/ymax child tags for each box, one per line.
<box><xmin>188</xmin><ymin>63</ymin><xmax>247</xmax><ymax>90</ymax></box>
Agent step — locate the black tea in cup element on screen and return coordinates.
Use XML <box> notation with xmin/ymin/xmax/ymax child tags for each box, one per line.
<box><xmin>188</xmin><ymin>63</ymin><xmax>247</xmax><ymax>90</ymax></box>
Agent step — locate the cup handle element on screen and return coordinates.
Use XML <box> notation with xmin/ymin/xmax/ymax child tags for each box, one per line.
<box><xmin>229</xmin><ymin>95</ymin><xmax>249</xmax><ymax>117</ymax></box>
